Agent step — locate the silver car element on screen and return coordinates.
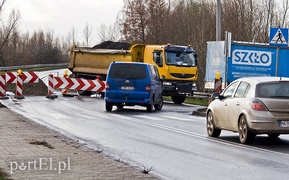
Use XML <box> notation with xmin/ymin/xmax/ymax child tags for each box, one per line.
<box><xmin>206</xmin><ymin>76</ymin><xmax>289</xmax><ymax>144</ymax></box>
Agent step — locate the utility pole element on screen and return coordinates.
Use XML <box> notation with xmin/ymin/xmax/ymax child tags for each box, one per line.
<box><xmin>216</xmin><ymin>0</ymin><xmax>221</xmax><ymax>41</ymax></box>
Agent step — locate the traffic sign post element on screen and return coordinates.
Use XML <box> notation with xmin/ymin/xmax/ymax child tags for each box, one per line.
<box><xmin>269</xmin><ymin>27</ymin><xmax>289</xmax><ymax>47</ymax></box>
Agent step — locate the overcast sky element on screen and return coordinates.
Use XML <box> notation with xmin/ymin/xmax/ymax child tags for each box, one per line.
<box><xmin>3</xmin><ymin>0</ymin><xmax>124</xmax><ymax>42</ymax></box>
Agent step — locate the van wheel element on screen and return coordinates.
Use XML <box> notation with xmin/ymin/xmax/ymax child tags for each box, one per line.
<box><xmin>146</xmin><ymin>101</ymin><xmax>154</xmax><ymax>112</ymax></box>
<box><xmin>106</xmin><ymin>103</ymin><xmax>113</xmax><ymax>111</ymax></box>
<box><xmin>154</xmin><ymin>97</ymin><xmax>163</xmax><ymax>110</ymax></box>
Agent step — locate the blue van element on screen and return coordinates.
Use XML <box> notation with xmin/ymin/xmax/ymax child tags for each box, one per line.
<box><xmin>105</xmin><ymin>62</ymin><xmax>163</xmax><ymax>112</ymax></box>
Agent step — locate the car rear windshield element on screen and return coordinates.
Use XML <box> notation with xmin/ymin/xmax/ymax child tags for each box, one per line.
<box><xmin>256</xmin><ymin>81</ymin><xmax>289</xmax><ymax>98</ymax></box>
<box><xmin>109</xmin><ymin>64</ymin><xmax>146</xmax><ymax>79</ymax></box>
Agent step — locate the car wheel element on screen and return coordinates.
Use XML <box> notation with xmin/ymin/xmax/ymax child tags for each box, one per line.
<box><xmin>106</xmin><ymin>103</ymin><xmax>113</xmax><ymax>111</ymax></box>
<box><xmin>267</xmin><ymin>133</ymin><xmax>280</xmax><ymax>138</ymax></box>
<box><xmin>206</xmin><ymin>111</ymin><xmax>221</xmax><ymax>137</ymax></box>
<box><xmin>238</xmin><ymin>115</ymin><xmax>256</xmax><ymax>144</ymax></box>
<box><xmin>146</xmin><ymin>100</ymin><xmax>154</xmax><ymax>112</ymax></box>
<box><xmin>154</xmin><ymin>96</ymin><xmax>163</xmax><ymax>110</ymax></box>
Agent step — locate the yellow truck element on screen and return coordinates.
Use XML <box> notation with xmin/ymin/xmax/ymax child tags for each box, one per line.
<box><xmin>68</xmin><ymin>43</ymin><xmax>198</xmax><ymax>104</ymax></box>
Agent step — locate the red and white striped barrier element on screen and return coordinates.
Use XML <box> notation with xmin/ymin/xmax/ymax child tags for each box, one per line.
<box><xmin>46</xmin><ymin>74</ymin><xmax>105</xmax><ymax>99</ymax></box>
<box><xmin>54</xmin><ymin>77</ymin><xmax>105</xmax><ymax>92</ymax></box>
<box><xmin>6</xmin><ymin>71</ymin><xmax>39</xmax><ymax>84</ymax></box>
<box><xmin>14</xmin><ymin>72</ymin><xmax>25</xmax><ymax>99</ymax></box>
<box><xmin>0</xmin><ymin>74</ymin><xmax>8</xmax><ymax>99</ymax></box>
<box><xmin>46</xmin><ymin>74</ymin><xmax>57</xmax><ymax>99</ymax></box>
<box><xmin>214</xmin><ymin>78</ymin><xmax>222</xmax><ymax>93</ymax></box>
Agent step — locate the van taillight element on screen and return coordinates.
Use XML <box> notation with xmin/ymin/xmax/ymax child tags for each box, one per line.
<box><xmin>146</xmin><ymin>85</ymin><xmax>151</xmax><ymax>92</ymax></box>
<box><xmin>106</xmin><ymin>83</ymin><xmax>110</xmax><ymax>90</ymax></box>
<box><xmin>250</xmin><ymin>99</ymin><xmax>268</xmax><ymax>111</ymax></box>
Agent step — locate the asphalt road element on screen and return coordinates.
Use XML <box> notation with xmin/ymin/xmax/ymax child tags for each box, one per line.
<box><xmin>1</xmin><ymin>96</ymin><xmax>289</xmax><ymax>180</ymax></box>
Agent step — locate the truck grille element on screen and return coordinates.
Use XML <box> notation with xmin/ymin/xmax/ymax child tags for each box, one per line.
<box><xmin>170</xmin><ymin>73</ymin><xmax>195</xmax><ymax>78</ymax></box>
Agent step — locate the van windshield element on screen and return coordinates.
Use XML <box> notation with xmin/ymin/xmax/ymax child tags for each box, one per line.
<box><xmin>109</xmin><ymin>64</ymin><xmax>146</xmax><ymax>79</ymax></box>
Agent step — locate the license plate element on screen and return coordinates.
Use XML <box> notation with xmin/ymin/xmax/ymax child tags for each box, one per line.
<box><xmin>121</xmin><ymin>86</ymin><xmax>134</xmax><ymax>90</ymax></box>
<box><xmin>279</xmin><ymin>121</ymin><xmax>289</xmax><ymax>127</ymax></box>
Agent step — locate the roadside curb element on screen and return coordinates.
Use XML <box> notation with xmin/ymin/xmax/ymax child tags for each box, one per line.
<box><xmin>192</xmin><ymin>107</ymin><xmax>207</xmax><ymax>117</ymax></box>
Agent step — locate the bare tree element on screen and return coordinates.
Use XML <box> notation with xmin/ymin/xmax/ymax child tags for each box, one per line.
<box><xmin>145</xmin><ymin>0</ymin><xmax>167</xmax><ymax>43</ymax></box>
<box><xmin>0</xmin><ymin>7</ymin><xmax>21</xmax><ymax>66</ymax></box>
<box><xmin>280</xmin><ymin>0</ymin><xmax>289</xmax><ymax>27</ymax></box>
<box><xmin>97</xmin><ymin>23</ymin><xmax>120</xmax><ymax>42</ymax></box>
<box><xmin>82</xmin><ymin>23</ymin><xmax>93</xmax><ymax>47</ymax></box>
<box><xmin>121</xmin><ymin>0</ymin><xmax>147</xmax><ymax>43</ymax></box>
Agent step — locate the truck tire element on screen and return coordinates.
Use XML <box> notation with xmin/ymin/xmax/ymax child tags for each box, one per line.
<box><xmin>78</xmin><ymin>90</ymin><xmax>92</xmax><ymax>96</ymax></box>
<box><xmin>171</xmin><ymin>95</ymin><xmax>186</xmax><ymax>104</ymax></box>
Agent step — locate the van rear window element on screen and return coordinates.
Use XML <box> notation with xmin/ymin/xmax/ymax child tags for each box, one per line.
<box><xmin>109</xmin><ymin>64</ymin><xmax>146</xmax><ymax>79</ymax></box>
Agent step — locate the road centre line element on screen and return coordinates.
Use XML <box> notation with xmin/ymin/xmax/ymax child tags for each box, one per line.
<box><xmin>161</xmin><ymin>115</ymin><xmax>196</xmax><ymax>122</ymax></box>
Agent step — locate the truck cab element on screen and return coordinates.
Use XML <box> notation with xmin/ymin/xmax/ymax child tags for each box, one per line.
<box><xmin>131</xmin><ymin>44</ymin><xmax>198</xmax><ymax>104</ymax></box>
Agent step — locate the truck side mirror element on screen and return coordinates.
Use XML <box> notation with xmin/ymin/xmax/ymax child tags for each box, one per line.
<box><xmin>153</xmin><ymin>50</ymin><xmax>163</xmax><ymax>67</ymax></box>
<box><xmin>194</xmin><ymin>53</ymin><xmax>198</xmax><ymax>66</ymax></box>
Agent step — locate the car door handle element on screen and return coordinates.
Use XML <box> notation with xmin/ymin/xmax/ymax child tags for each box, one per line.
<box><xmin>224</xmin><ymin>102</ymin><xmax>228</xmax><ymax>106</ymax></box>
<box><xmin>236</xmin><ymin>102</ymin><xmax>240</xmax><ymax>106</ymax></box>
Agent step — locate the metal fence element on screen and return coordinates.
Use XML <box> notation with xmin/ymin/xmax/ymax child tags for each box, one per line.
<box><xmin>0</xmin><ymin>63</ymin><xmax>69</xmax><ymax>71</ymax></box>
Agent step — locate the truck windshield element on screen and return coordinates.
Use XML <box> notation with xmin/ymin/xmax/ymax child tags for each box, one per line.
<box><xmin>165</xmin><ymin>51</ymin><xmax>196</xmax><ymax>67</ymax></box>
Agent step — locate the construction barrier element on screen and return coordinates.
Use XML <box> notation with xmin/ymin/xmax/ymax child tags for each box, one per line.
<box><xmin>6</xmin><ymin>71</ymin><xmax>39</xmax><ymax>83</ymax></box>
<box><xmin>46</xmin><ymin>74</ymin><xmax>58</xmax><ymax>99</ymax></box>
<box><xmin>14</xmin><ymin>70</ymin><xmax>25</xmax><ymax>99</ymax></box>
<box><xmin>0</xmin><ymin>74</ymin><xmax>8</xmax><ymax>99</ymax></box>
<box><xmin>214</xmin><ymin>78</ymin><xmax>222</xmax><ymax>93</ymax></box>
<box><xmin>46</xmin><ymin>74</ymin><xmax>105</xmax><ymax>99</ymax></box>
<box><xmin>0</xmin><ymin>70</ymin><xmax>105</xmax><ymax>100</ymax></box>
<box><xmin>62</xmin><ymin>70</ymin><xmax>69</xmax><ymax>95</ymax></box>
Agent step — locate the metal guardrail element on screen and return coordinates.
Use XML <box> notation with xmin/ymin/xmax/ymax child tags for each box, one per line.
<box><xmin>190</xmin><ymin>92</ymin><xmax>212</xmax><ymax>100</ymax></box>
<box><xmin>0</xmin><ymin>63</ymin><xmax>69</xmax><ymax>71</ymax></box>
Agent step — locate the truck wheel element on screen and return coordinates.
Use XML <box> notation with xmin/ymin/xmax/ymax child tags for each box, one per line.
<box><xmin>78</xmin><ymin>90</ymin><xmax>92</xmax><ymax>96</ymax></box>
<box><xmin>106</xmin><ymin>103</ymin><xmax>113</xmax><ymax>111</ymax></box>
<box><xmin>171</xmin><ymin>95</ymin><xmax>186</xmax><ymax>104</ymax></box>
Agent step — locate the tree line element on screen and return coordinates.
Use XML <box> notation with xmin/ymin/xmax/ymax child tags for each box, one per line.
<box><xmin>1</xmin><ymin>0</ymin><xmax>288</xmax><ymax>91</ymax></box>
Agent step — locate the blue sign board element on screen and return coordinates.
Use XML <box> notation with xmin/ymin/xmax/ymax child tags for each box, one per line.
<box><xmin>227</xmin><ymin>45</ymin><xmax>277</xmax><ymax>83</ymax></box>
<box><xmin>269</xmin><ymin>27</ymin><xmax>288</xmax><ymax>47</ymax></box>
<box><xmin>205</xmin><ymin>41</ymin><xmax>289</xmax><ymax>84</ymax></box>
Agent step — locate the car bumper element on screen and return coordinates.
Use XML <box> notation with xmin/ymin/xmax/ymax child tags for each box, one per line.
<box><xmin>105</xmin><ymin>98</ymin><xmax>151</xmax><ymax>106</ymax></box>
<box><xmin>249</xmin><ymin>111</ymin><xmax>289</xmax><ymax>134</ymax></box>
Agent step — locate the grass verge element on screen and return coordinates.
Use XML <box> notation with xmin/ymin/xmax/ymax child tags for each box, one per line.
<box><xmin>163</xmin><ymin>96</ymin><xmax>209</xmax><ymax>106</ymax></box>
<box><xmin>0</xmin><ymin>168</ymin><xmax>12</xmax><ymax>180</ymax></box>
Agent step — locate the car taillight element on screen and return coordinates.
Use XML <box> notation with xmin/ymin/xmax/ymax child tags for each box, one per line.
<box><xmin>250</xmin><ymin>99</ymin><xmax>268</xmax><ymax>111</ymax></box>
<box><xmin>146</xmin><ymin>85</ymin><xmax>151</xmax><ymax>92</ymax></box>
<box><xmin>106</xmin><ymin>83</ymin><xmax>109</xmax><ymax>90</ymax></box>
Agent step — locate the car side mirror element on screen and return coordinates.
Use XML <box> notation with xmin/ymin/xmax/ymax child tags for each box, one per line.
<box><xmin>211</xmin><ymin>92</ymin><xmax>220</xmax><ymax>101</ymax></box>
